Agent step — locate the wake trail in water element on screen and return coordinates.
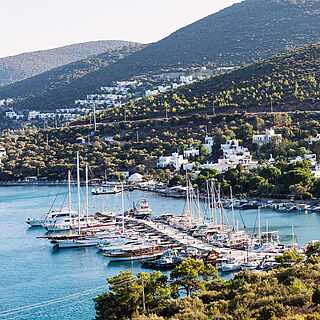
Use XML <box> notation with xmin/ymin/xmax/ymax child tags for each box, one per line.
<box><xmin>0</xmin><ymin>286</ymin><xmax>106</xmax><ymax>318</ymax></box>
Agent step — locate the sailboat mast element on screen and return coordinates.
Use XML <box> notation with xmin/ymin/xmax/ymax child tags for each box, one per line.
<box><xmin>197</xmin><ymin>190</ymin><xmax>201</xmax><ymax>223</ymax></box>
<box><xmin>258</xmin><ymin>207</ymin><xmax>261</xmax><ymax>244</ymax></box>
<box><xmin>230</xmin><ymin>186</ymin><xmax>235</xmax><ymax>230</ymax></box>
<box><xmin>218</xmin><ymin>184</ymin><xmax>224</xmax><ymax>229</ymax></box>
<box><xmin>76</xmin><ymin>152</ymin><xmax>81</xmax><ymax>235</ymax></box>
<box><xmin>185</xmin><ymin>177</ymin><xmax>191</xmax><ymax>223</ymax></box>
<box><xmin>212</xmin><ymin>181</ymin><xmax>217</xmax><ymax>225</ymax></box>
<box><xmin>68</xmin><ymin>170</ymin><xmax>72</xmax><ymax>221</ymax></box>
<box><xmin>121</xmin><ymin>183</ymin><xmax>125</xmax><ymax>234</ymax></box>
<box><xmin>85</xmin><ymin>164</ymin><xmax>89</xmax><ymax>224</ymax></box>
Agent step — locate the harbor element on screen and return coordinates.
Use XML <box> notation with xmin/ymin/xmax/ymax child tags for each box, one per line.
<box><xmin>2</xmin><ymin>184</ymin><xmax>320</xmax><ymax>320</ymax></box>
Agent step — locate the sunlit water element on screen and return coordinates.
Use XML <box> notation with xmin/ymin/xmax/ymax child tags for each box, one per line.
<box><xmin>0</xmin><ymin>186</ymin><xmax>320</xmax><ymax>319</ymax></box>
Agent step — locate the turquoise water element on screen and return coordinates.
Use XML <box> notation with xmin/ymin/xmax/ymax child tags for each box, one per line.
<box><xmin>0</xmin><ymin>186</ymin><xmax>320</xmax><ymax>320</ymax></box>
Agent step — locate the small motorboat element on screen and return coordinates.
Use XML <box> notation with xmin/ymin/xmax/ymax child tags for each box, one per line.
<box><xmin>92</xmin><ymin>185</ymin><xmax>122</xmax><ymax>195</ymax></box>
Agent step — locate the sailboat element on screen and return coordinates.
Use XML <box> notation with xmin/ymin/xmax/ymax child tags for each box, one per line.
<box><xmin>26</xmin><ymin>172</ymin><xmax>78</xmax><ymax>228</ymax></box>
<box><xmin>44</xmin><ymin>169</ymin><xmax>99</xmax><ymax>232</ymax></box>
<box><xmin>51</xmin><ymin>156</ymin><xmax>116</xmax><ymax>248</ymax></box>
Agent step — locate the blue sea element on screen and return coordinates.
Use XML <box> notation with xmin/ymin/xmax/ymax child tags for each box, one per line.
<box><xmin>0</xmin><ymin>186</ymin><xmax>320</xmax><ymax>320</ymax></box>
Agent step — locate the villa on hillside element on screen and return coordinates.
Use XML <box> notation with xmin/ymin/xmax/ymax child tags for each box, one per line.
<box><xmin>199</xmin><ymin>140</ymin><xmax>258</xmax><ymax>173</ymax></box>
<box><xmin>157</xmin><ymin>153</ymin><xmax>188</xmax><ymax>171</ymax></box>
<box><xmin>252</xmin><ymin>128</ymin><xmax>282</xmax><ymax>146</ymax></box>
<box><xmin>202</xmin><ymin>136</ymin><xmax>214</xmax><ymax>155</ymax></box>
<box><xmin>290</xmin><ymin>154</ymin><xmax>320</xmax><ymax>178</ymax></box>
<box><xmin>183</xmin><ymin>148</ymin><xmax>200</xmax><ymax>159</ymax></box>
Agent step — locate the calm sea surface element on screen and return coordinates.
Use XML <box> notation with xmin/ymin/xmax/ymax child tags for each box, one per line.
<box><xmin>1</xmin><ymin>186</ymin><xmax>320</xmax><ymax>320</ymax></box>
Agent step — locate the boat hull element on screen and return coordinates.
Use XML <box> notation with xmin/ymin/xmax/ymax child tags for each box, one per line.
<box><xmin>108</xmin><ymin>252</ymin><xmax>163</xmax><ymax>262</ymax></box>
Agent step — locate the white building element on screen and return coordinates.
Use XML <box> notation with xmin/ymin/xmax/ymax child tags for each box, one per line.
<box><xmin>0</xmin><ymin>147</ymin><xmax>6</xmax><ymax>160</ymax></box>
<box><xmin>253</xmin><ymin>129</ymin><xmax>282</xmax><ymax>146</ymax></box>
<box><xmin>28</xmin><ymin>111</ymin><xmax>40</xmax><ymax>120</ymax></box>
<box><xmin>200</xmin><ymin>140</ymin><xmax>258</xmax><ymax>173</ymax></box>
<box><xmin>290</xmin><ymin>154</ymin><xmax>320</xmax><ymax>178</ymax></box>
<box><xmin>183</xmin><ymin>163</ymin><xmax>195</xmax><ymax>172</ymax></box>
<box><xmin>128</xmin><ymin>173</ymin><xmax>144</xmax><ymax>184</ymax></box>
<box><xmin>157</xmin><ymin>153</ymin><xmax>188</xmax><ymax>171</ymax></box>
<box><xmin>202</xmin><ymin>136</ymin><xmax>214</xmax><ymax>155</ymax></box>
<box><xmin>183</xmin><ymin>148</ymin><xmax>200</xmax><ymax>159</ymax></box>
<box><xmin>5</xmin><ymin>111</ymin><xmax>18</xmax><ymax>119</ymax></box>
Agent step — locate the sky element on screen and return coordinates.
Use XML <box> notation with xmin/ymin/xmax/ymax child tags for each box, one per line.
<box><xmin>1</xmin><ymin>0</ymin><xmax>241</xmax><ymax>58</ymax></box>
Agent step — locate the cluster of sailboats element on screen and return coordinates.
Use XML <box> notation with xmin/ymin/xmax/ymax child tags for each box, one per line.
<box><xmin>26</xmin><ymin>164</ymin><xmax>302</xmax><ymax>272</ymax></box>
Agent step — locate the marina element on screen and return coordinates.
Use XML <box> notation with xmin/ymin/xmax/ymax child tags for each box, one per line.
<box><xmin>2</xmin><ymin>185</ymin><xmax>320</xmax><ymax>320</ymax></box>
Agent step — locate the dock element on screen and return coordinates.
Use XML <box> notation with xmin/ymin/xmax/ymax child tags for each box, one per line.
<box><xmin>125</xmin><ymin>217</ymin><xmax>275</xmax><ymax>263</ymax></box>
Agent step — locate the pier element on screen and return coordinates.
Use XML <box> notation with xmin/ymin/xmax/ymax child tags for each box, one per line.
<box><xmin>125</xmin><ymin>217</ymin><xmax>275</xmax><ymax>263</ymax></box>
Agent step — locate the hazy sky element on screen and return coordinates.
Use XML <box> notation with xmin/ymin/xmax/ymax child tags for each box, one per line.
<box><xmin>1</xmin><ymin>0</ymin><xmax>241</xmax><ymax>58</ymax></box>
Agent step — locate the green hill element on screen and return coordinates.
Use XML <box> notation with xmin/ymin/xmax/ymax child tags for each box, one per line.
<box><xmin>74</xmin><ymin>44</ymin><xmax>320</xmax><ymax>126</ymax></box>
<box><xmin>3</xmin><ymin>0</ymin><xmax>320</xmax><ymax>111</ymax></box>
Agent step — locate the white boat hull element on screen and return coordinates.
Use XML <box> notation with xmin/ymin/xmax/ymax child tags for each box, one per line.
<box><xmin>54</xmin><ymin>239</ymin><xmax>102</xmax><ymax>248</ymax></box>
<box><xmin>108</xmin><ymin>252</ymin><xmax>163</xmax><ymax>262</ymax></box>
<box><xmin>26</xmin><ymin>218</ymin><xmax>44</xmax><ymax>227</ymax></box>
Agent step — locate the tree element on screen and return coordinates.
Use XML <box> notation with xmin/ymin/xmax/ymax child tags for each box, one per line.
<box><xmin>275</xmin><ymin>250</ymin><xmax>304</xmax><ymax>266</ymax></box>
<box><xmin>306</xmin><ymin>241</ymin><xmax>320</xmax><ymax>259</ymax></box>
<box><xmin>95</xmin><ymin>271</ymin><xmax>142</xmax><ymax>320</ymax></box>
<box><xmin>95</xmin><ymin>271</ymin><xmax>171</xmax><ymax>320</ymax></box>
<box><xmin>171</xmin><ymin>259</ymin><xmax>217</xmax><ymax>297</ymax></box>
<box><xmin>237</xmin><ymin>123</ymin><xmax>253</xmax><ymax>142</ymax></box>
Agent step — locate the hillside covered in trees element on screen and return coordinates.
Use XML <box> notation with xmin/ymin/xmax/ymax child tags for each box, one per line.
<box><xmin>95</xmin><ymin>246</ymin><xmax>320</xmax><ymax>320</ymax></box>
<box><xmin>3</xmin><ymin>111</ymin><xmax>320</xmax><ymax>200</ymax></box>
<box><xmin>3</xmin><ymin>0</ymin><xmax>320</xmax><ymax>110</ymax></box>
<box><xmin>71</xmin><ymin>44</ymin><xmax>320</xmax><ymax>125</ymax></box>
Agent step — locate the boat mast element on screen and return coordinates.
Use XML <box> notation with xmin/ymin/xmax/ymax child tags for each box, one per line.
<box><xmin>185</xmin><ymin>176</ymin><xmax>192</xmax><ymax>224</ymax></box>
<box><xmin>258</xmin><ymin>207</ymin><xmax>261</xmax><ymax>244</ymax></box>
<box><xmin>230</xmin><ymin>186</ymin><xmax>235</xmax><ymax>230</ymax></box>
<box><xmin>121</xmin><ymin>183</ymin><xmax>125</xmax><ymax>234</ymax></box>
<box><xmin>218</xmin><ymin>184</ymin><xmax>224</xmax><ymax>229</ymax></box>
<box><xmin>206</xmin><ymin>181</ymin><xmax>211</xmax><ymax>224</ymax></box>
<box><xmin>197</xmin><ymin>190</ymin><xmax>201</xmax><ymax>224</ymax></box>
<box><xmin>211</xmin><ymin>181</ymin><xmax>217</xmax><ymax>225</ymax></box>
<box><xmin>68</xmin><ymin>170</ymin><xmax>72</xmax><ymax>221</ymax></box>
<box><xmin>76</xmin><ymin>152</ymin><xmax>81</xmax><ymax>235</ymax></box>
<box><xmin>85</xmin><ymin>164</ymin><xmax>89</xmax><ymax>224</ymax></box>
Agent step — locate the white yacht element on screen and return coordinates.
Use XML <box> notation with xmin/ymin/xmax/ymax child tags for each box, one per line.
<box><xmin>92</xmin><ymin>185</ymin><xmax>121</xmax><ymax>195</ymax></box>
<box><xmin>220</xmin><ymin>257</ymin><xmax>242</xmax><ymax>272</ymax></box>
<box><xmin>133</xmin><ymin>199</ymin><xmax>152</xmax><ymax>218</ymax></box>
<box><xmin>45</xmin><ymin>215</ymin><xmax>102</xmax><ymax>232</ymax></box>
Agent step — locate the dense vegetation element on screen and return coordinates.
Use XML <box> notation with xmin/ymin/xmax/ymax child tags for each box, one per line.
<box><xmin>95</xmin><ymin>244</ymin><xmax>320</xmax><ymax>320</ymax></box>
<box><xmin>3</xmin><ymin>0</ymin><xmax>320</xmax><ymax>110</ymax></box>
<box><xmin>2</xmin><ymin>111</ymin><xmax>320</xmax><ymax>199</ymax></box>
<box><xmin>0</xmin><ymin>40</ymin><xmax>141</xmax><ymax>87</ymax></box>
<box><xmin>70</xmin><ymin>44</ymin><xmax>320</xmax><ymax>126</ymax></box>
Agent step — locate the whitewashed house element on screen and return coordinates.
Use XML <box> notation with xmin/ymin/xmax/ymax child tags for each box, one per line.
<box><xmin>253</xmin><ymin>129</ymin><xmax>282</xmax><ymax>146</ymax></box>
<box><xmin>183</xmin><ymin>148</ymin><xmax>200</xmax><ymax>159</ymax></box>
<box><xmin>290</xmin><ymin>154</ymin><xmax>320</xmax><ymax>177</ymax></box>
<box><xmin>157</xmin><ymin>153</ymin><xmax>188</xmax><ymax>171</ymax></box>
<box><xmin>202</xmin><ymin>136</ymin><xmax>214</xmax><ymax>155</ymax></box>
<box><xmin>200</xmin><ymin>140</ymin><xmax>258</xmax><ymax>173</ymax></box>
